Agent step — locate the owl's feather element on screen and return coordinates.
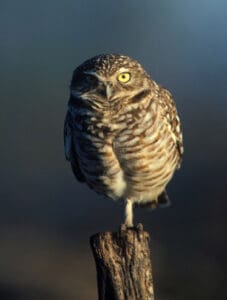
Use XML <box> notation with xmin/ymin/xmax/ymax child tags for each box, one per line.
<box><xmin>158</xmin><ymin>86</ymin><xmax>184</xmax><ymax>168</ymax></box>
<box><xmin>64</xmin><ymin>111</ymin><xmax>85</xmax><ymax>182</ymax></box>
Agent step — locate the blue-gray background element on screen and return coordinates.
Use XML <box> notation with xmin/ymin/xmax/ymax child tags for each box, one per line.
<box><xmin>1</xmin><ymin>0</ymin><xmax>226</xmax><ymax>299</ymax></box>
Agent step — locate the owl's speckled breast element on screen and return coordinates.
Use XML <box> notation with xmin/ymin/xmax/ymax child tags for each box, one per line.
<box><xmin>71</xmin><ymin>97</ymin><xmax>179</xmax><ymax>204</ymax></box>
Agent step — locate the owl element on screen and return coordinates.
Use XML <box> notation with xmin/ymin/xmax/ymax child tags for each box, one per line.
<box><xmin>64</xmin><ymin>54</ymin><xmax>183</xmax><ymax>227</ymax></box>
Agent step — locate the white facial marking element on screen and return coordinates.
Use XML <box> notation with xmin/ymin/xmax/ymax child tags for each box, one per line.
<box><xmin>106</xmin><ymin>84</ymin><xmax>112</xmax><ymax>99</ymax></box>
<box><xmin>118</xmin><ymin>67</ymin><xmax>129</xmax><ymax>73</ymax></box>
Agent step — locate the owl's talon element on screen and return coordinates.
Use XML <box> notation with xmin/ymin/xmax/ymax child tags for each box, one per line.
<box><xmin>136</xmin><ymin>223</ymin><xmax>143</xmax><ymax>231</ymax></box>
<box><xmin>120</xmin><ymin>223</ymin><xmax>127</xmax><ymax>232</ymax></box>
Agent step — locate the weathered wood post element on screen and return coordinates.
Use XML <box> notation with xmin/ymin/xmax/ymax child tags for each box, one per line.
<box><xmin>90</xmin><ymin>224</ymin><xmax>154</xmax><ymax>300</ymax></box>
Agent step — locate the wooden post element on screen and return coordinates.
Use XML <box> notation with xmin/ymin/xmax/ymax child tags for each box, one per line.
<box><xmin>90</xmin><ymin>224</ymin><xmax>154</xmax><ymax>300</ymax></box>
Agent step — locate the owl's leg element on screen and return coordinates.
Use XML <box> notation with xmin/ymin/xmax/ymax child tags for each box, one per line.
<box><xmin>125</xmin><ymin>198</ymin><xmax>133</xmax><ymax>227</ymax></box>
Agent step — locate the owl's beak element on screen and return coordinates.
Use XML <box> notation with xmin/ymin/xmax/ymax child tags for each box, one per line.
<box><xmin>106</xmin><ymin>84</ymin><xmax>113</xmax><ymax>99</ymax></box>
<box><xmin>84</xmin><ymin>71</ymin><xmax>113</xmax><ymax>100</ymax></box>
<box><xmin>97</xmin><ymin>82</ymin><xmax>113</xmax><ymax>100</ymax></box>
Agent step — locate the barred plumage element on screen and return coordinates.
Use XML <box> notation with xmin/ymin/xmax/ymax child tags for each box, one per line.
<box><xmin>64</xmin><ymin>54</ymin><xmax>183</xmax><ymax>226</ymax></box>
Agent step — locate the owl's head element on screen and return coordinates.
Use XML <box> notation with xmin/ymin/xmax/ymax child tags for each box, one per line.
<box><xmin>70</xmin><ymin>54</ymin><xmax>154</xmax><ymax>110</ymax></box>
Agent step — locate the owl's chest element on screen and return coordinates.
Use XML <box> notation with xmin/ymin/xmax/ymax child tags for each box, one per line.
<box><xmin>76</xmin><ymin>107</ymin><xmax>157</xmax><ymax>166</ymax></box>
<box><xmin>72</xmin><ymin>112</ymin><xmax>126</xmax><ymax>198</ymax></box>
<box><xmin>73</xmin><ymin>105</ymin><xmax>176</xmax><ymax>200</ymax></box>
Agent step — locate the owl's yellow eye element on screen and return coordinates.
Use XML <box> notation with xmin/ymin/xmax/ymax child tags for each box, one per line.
<box><xmin>117</xmin><ymin>72</ymin><xmax>131</xmax><ymax>83</ymax></box>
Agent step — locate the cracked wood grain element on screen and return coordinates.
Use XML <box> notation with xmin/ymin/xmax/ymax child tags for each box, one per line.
<box><xmin>90</xmin><ymin>224</ymin><xmax>154</xmax><ymax>300</ymax></box>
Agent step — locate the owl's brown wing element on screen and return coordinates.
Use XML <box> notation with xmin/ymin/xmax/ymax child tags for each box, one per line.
<box><xmin>158</xmin><ymin>87</ymin><xmax>184</xmax><ymax>168</ymax></box>
<box><xmin>64</xmin><ymin>111</ymin><xmax>85</xmax><ymax>182</ymax></box>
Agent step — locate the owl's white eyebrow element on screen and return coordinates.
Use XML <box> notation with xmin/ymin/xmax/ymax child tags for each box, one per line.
<box><xmin>84</xmin><ymin>71</ymin><xmax>101</xmax><ymax>78</ymax></box>
<box><xmin>84</xmin><ymin>71</ymin><xmax>96</xmax><ymax>75</ymax></box>
<box><xmin>83</xmin><ymin>71</ymin><xmax>105</xmax><ymax>81</ymax></box>
<box><xmin>118</xmin><ymin>67</ymin><xmax>130</xmax><ymax>73</ymax></box>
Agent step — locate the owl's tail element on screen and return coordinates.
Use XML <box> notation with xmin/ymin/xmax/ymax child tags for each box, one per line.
<box><xmin>135</xmin><ymin>190</ymin><xmax>171</xmax><ymax>210</ymax></box>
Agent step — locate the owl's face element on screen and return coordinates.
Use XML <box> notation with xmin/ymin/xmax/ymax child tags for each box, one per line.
<box><xmin>70</xmin><ymin>54</ymin><xmax>153</xmax><ymax>110</ymax></box>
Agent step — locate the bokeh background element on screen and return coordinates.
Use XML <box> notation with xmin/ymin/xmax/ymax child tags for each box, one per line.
<box><xmin>1</xmin><ymin>0</ymin><xmax>226</xmax><ymax>299</ymax></box>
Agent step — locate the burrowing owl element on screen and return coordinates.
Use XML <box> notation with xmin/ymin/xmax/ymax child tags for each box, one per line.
<box><xmin>64</xmin><ymin>54</ymin><xmax>183</xmax><ymax>227</ymax></box>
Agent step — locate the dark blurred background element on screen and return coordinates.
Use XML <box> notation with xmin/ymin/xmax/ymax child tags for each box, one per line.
<box><xmin>1</xmin><ymin>0</ymin><xmax>226</xmax><ymax>299</ymax></box>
